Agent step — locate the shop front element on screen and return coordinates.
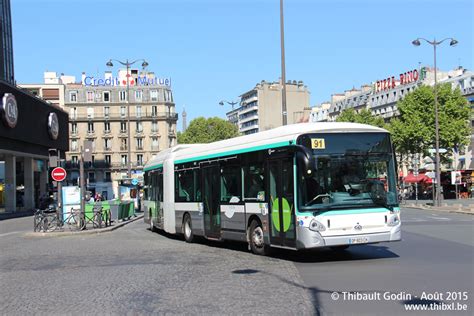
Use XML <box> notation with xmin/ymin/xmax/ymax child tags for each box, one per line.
<box><xmin>0</xmin><ymin>80</ymin><xmax>68</xmax><ymax>213</ymax></box>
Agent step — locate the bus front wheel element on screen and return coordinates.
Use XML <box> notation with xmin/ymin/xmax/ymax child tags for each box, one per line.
<box><xmin>183</xmin><ymin>214</ymin><xmax>194</xmax><ymax>243</ymax></box>
<box><xmin>248</xmin><ymin>220</ymin><xmax>271</xmax><ymax>256</ymax></box>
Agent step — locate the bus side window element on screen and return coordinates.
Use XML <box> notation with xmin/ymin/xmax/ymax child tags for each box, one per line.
<box><xmin>220</xmin><ymin>165</ymin><xmax>241</xmax><ymax>203</ymax></box>
<box><xmin>244</xmin><ymin>165</ymin><xmax>265</xmax><ymax>201</ymax></box>
<box><xmin>175</xmin><ymin>169</ymin><xmax>195</xmax><ymax>202</ymax></box>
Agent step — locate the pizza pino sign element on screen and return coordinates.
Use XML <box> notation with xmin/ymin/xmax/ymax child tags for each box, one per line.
<box><xmin>375</xmin><ymin>68</ymin><xmax>420</xmax><ymax>93</ymax></box>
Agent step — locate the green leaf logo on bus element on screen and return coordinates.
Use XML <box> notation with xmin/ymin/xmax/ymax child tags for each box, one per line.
<box><xmin>272</xmin><ymin>197</ymin><xmax>292</xmax><ymax>232</ymax></box>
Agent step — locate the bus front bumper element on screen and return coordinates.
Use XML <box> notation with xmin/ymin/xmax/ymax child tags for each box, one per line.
<box><xmin>296</xmin><ymin>224</ymin><xmax>401</xmax><ymax>249</ymax></box>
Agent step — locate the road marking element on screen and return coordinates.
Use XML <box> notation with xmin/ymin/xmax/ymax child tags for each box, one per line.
<box><xmin>427</xmin><ymin>216</ymin><xmax>450</xmax><ymax>221</ymax></box>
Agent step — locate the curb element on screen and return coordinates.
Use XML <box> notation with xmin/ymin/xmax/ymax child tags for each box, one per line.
<box><xmin>403</xmin><ymin>204</ymin><xmax>474</xmax><ymax>215</ymax></box>
<box><xmin>24</xmin><ymin>214</ymin><xmax>144</xmax><ymax>238</ymax></box>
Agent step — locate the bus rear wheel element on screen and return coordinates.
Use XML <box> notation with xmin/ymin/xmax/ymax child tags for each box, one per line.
<box><xmin>248</xmin><ymin>220</ymin><xmax>270</xmax><ymax>256</ymax></box>
<box><xmin>183</xmin><ymin>214</ymin><xmax>194</xmax><ymax>243</ymax></box>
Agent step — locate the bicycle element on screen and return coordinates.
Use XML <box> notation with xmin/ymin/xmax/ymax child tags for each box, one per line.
<box><xmin>63</xmin><ymin>208</ymin><xmax>86</xmax><ymax>231</ymax></box>
<box><xmin>33</xmin><ymin>208</ymin><xmax>61</xmax><ymax>232</ymax></box>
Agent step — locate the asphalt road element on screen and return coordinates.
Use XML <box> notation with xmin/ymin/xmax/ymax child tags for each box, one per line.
<box><xmin>0</xmin><ymin>207</ymin><xmax>472</xmax><ymax>315</ymax></box>
<box><xmin>293</xmin><ymin>207</ymin><xmax>474</xmax><ymax>315</ymax></box>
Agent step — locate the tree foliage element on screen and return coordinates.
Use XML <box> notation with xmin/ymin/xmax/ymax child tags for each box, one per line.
<box><xmin>336</xmin><ymin>108</ymin><xmax>386</xmax><ymax>128</ymax></box>
<box><xmin>388</xmin><ymin>83</ymin><xmax>470</xmax><ymax>155</ymax></box>
<box><xmin>177</xmin><ymin>117</ymin><xmax>239</xmax><ymax>144</ymax></box>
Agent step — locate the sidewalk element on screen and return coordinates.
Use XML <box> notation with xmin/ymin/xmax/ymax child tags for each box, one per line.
<box><xmin>0</xmin><ymin>210</ymin><xmax>35</xmax><ymax>221</ymax></box>
<box><xmin>402</xmin><ymin>199</ymin><xmax>474</xmax><ymax>215</ymax></box>
<box><xmin>24</xmin><ymin>214</ymin><xmax>144</xmax><ymax>237</ymax></box>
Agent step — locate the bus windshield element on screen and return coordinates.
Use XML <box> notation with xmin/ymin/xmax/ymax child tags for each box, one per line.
<box><xmin>297</xmin><ymin>133</ymin><xmax>398</xmax><ymax>212</ymax></box>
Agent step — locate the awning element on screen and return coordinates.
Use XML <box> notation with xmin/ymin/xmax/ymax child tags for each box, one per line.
<box><xmin>403</xmin><ymin>172</ymin><xmax>431</xmax><ymax>183</ymax></box>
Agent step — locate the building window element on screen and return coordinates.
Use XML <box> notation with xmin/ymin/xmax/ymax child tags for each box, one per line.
<box><xmin>137</xmin><ymin>154</ymin><xmax>143</xmax><ymax>166</ymax></box>
<box><xmin>69</xmin><ymin>91</ymin><xmax>77</xmax><ymax>102</ymax></box>
<box><xmin>121</xmin><ymin>138</ymin><xmax>127</xmax><ymax>150</ymax></box>
<box><xmin>104</xmin><ymin>106</ymin><xmax>110</xmax><ymax>118</ymax></box>
<box><xmin>152</xmin><ymin>105</ymin><xmax>158</xmax><ymax>116</ymax></box>
<box><xmin>151</xmin><ymin>121</ymin><xmax>158</xmax><ymax>132</ymax></box>
<box><xmin>105</xmin><ymin>171</ymin><xmax>111</xmax><ymax>182</ymax></box>
<box><xmin>103</xmin><ymin>91</ymin><xmax>110</xmax><ymax>102</ymax></box>
<box><xmin>87</xmin><ymin>107</ymin><xmax>94</xmax><ymax>119</ymax></box>
<box><xmin>121</xmin><ymin>155</ymin><xmax>128</xmax><ymax>165</ymax></box>
<box><xmin>105</xmin><ymin>155</ymin><xmax>111</xmax><ymax>165</ymax></box>
<box><xmin>136</xmin><ymin>105</ymin><xmax>142</xmax><ymax>118</ymax></box>
<box><xmin>104</xmin><ymin>138</ymin><xmax>111</xmax><ymax>150</ymax></box>
<box><xmin>120</xmin><ymin>121</ymin><xmax>127</xmax><ymax>132</ymax></box>
<box><xmin>150</xmin><ymin>90</ymin><xmax>158</xmax><ymax>101</ymax></box>
<box><xmin>70</xmin><ymin>107</ymin><xmax>77</xmax><ymax>119</ymax></box>
<box><xmin>87</xmin><ymin>122</ymin><xmax>94</xmax><ymax>133</ymax></box>
<box><xmin>88</xmin><ymin>172</ymin><xmax>95</xmax><ymax>183</ymax></box>
<box><xmin>87</xmin><ymin>138</ymin><xmax>95</xmax><ymax>151</ymax></box>
<box><xmin>136</xmin><ymin>121</ymin><xmax>143</xmax><ymax>132</ymax></box>
<box><xmin>72</xmin><ymin>156</ymin><xmax>78</xmax><ymax>164</ymax></box>
<box><xmin>71</xmin><ymin>123</ymin><xmax>77</xmax><ymax>134</ymax></box>
<box><xmin>71</xmin><ymin>139</ymin><xmax>78</xmax><ymax>151</ymax></box>
<box><xmin>151</xmin><ymin>137</ymin><xmax>159</xmax><ymax>150</ymax></box>
<box><xmin>104</xmin><ymin>121</ymin><xmax>110</xmax><ymax>133</ymax></box>
<box><xmin>119</xmin><ymin>90</ymin><xmax>127</xmax><ymax>101</ymax></box>
<box><xmin>164</xmin><ymin>90</ymin><xmax>172</xmax><ymax>102</ymax></box>
<box><xmin>120</xmin><ymin>106</ymin><xmax>126</xmax><ymax>118</ymax></box>
<box><xmin>136</xmin><ymin>138</ymin><xmax>143</xmax><ymax>150</ymax></box>
<box><xmin>86</xmin><ymin>91</ymin><xmax>94</xmax><ymax>102</ymax></box>
<box><xmin>135</xmin><ymin>90</ymin><xmax>142</xmax><ymax>101</ymax></box>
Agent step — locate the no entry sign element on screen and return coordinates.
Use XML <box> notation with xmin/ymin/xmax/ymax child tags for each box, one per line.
<box><xmin>51</xmin><ymin>167</ymin><xmax>67</xmax><ymax>182</ymax></box>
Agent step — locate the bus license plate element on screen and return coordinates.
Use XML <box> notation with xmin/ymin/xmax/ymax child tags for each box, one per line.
<box><xmin>349</xmin><ymin>237</ymin><xmax>369</xmax><ymax>244</ymax></box>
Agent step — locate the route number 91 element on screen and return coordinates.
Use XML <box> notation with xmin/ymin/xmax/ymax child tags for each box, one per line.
<box><xmin>311</xmin><ymin>138</ymin><xmax>325</xmax><ymax>149</ymax></box>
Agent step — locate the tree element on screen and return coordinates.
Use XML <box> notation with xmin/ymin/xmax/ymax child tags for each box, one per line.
<box><xmin>388</xmin><ymin>83</ymin><xmax>470</xmax><ymax>156</ymax></box>
<box><xmin>177</xmin><ymin>117</ymin><xmax>239</xmax><ymax>144</ymax></box>
<box><xmin>336</xmin><ymin>108</ymin><xmax>386</xmax><ymax>128</ymax></box>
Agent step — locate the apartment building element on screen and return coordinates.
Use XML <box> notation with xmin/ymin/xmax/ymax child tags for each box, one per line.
<box><xmin>227</xmin><ymin>80</ymin><xmax>310</xmax><ymax>135</ymax></box>
<box><xmin>62</xmin><ymin>69</ymin><xmax>177</xmax><ymax>197</ymax></box>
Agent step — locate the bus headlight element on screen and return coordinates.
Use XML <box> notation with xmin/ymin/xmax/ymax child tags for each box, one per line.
<box><xmin>387</xmin><ymin>214</ymin><xmax>400</xmax><ymax>226</ymax></box>
<box><xmin>309</xmin><ymin>219</ymin><xmax>326</xmax><ymax>232</ymax></box>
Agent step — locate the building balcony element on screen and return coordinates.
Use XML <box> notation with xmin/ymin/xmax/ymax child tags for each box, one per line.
<box><xmin>241</xmin><ymin>95</ymin><xmax>257</xmax><ymax>105</ymax></box>
<box><xmin>239</xmin><ymin>113</ymin><xmax>259</xmax><ymax>124</ymax></box>
<box><xmin>239</xmin><ymin>104</ymin><xmax>258</xmax><ymax>115</ymax></box>
<box><xmin>110</xmin><ymin>162</ymin><xmax>144</xmax><ymax>170</ymax></box>
<box><xmin>120</xmin><ymin>146</ymin><xmax>128</xmax><ymax>151</ymax></box>
<box><xmin>70</xmin><ymin>112</ymin><xmax>178</xmax><ymax>122</ymax></box>
<box><xmin>240</xmin><ymin>123</ymin><xmax>259</xmax><ymax>133</ymax></box>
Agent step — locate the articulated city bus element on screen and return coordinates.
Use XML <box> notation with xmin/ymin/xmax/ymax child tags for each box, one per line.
<box><xmin>143</xmin><ymin>122</ymin><xmax>401</xmax><ymax>255</ymax></box>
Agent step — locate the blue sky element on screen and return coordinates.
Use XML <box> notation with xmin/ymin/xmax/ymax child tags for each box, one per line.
<box><xmin>12</xmin><ymin>0</ymin><xmax>473</xmax><ymax>129</ymax></box>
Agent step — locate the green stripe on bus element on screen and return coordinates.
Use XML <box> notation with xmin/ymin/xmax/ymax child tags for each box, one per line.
<box><xmin>297</xmin><ymin>207</ymin><xmax>399</xmax><ymax>216</ymax></box>
<box><xmin>144</xmin><ymin>163</ymin><xmax>163</xmax><ymax>172</ymax></box>
<box><xmin>174</xmin><ymin>140</ymin><xmax>292</xmax><ymax>165</ymax></box>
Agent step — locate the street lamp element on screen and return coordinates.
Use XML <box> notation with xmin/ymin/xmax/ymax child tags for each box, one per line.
<box><xmin>106</xmin><ymin>58</ymin><xmax>149</xmax><ymax>179</ymax></box>
<box><xmin>412</xmin><ymin>37</ymin><xmax>458</xmax><ymax>207</ymax></box>
<box><xmin>280</xmin><ymin>0</ymin><xmax>287</xmax><ymax>126</ymax></box>
<box><xmin>219</xmin><ymin>100</ymin><xmax>239</xmax><ymax>110</ymax></box>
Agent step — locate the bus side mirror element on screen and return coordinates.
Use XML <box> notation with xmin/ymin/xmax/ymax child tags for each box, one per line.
<box><xmin>295</xmin><ymin>145</ymin><xmax>315</xmax><ymax>178</ymax></box>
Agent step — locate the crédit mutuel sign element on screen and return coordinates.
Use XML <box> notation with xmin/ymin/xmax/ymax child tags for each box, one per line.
<box><xmin>83</xmin><ymin>75</ymin><xmax>171</xmax><ymax>87</ymax></box>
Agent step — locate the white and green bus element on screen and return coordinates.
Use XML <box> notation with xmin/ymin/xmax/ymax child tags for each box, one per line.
<box><xmin>143</xmin><ymin>122</ymin><xmax>401</xmax><ymax>255</ymax></box>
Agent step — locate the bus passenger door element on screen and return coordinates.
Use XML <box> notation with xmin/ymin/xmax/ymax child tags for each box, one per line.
<box><xmin>202</xmin><ymin>165</ymin><xmax>221</xmax><ymax>238</ymax></box>
<box><xmin>268</xmin><ymin>157</ymin><xmax>296</xmax><ymax>247</ymax></box>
